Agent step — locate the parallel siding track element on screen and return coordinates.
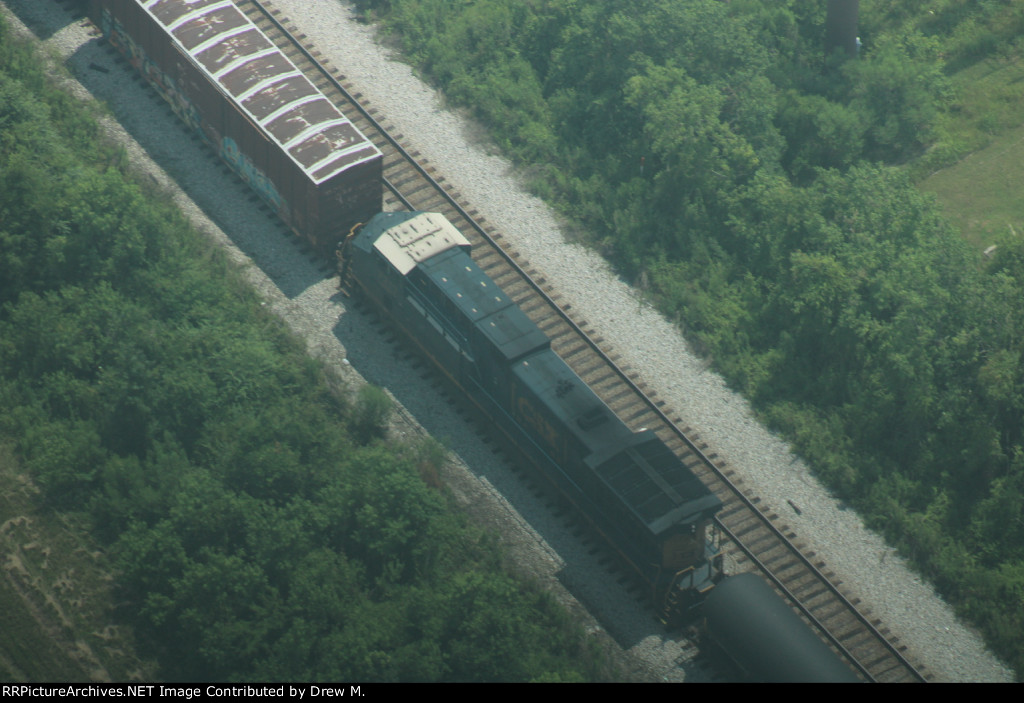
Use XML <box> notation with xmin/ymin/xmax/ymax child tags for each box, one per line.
<box><xmin>89</xmin><ymin>0</ymin><xmax>930</xmax><ymax>683</ymax></box>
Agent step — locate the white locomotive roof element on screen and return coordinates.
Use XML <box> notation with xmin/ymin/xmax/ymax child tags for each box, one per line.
<box><xmin>373</xmin><ymin>212</ymin><xmax>471</xmax><ymax>275</ymax></box>
<box><xmin>140</xmin><ymin>0</ymin><xmax>380</xmax><ymax>185</ymax></box>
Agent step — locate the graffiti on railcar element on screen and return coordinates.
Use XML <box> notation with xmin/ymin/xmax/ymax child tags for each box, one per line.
<box><xmin>100</xmin><ymin>9</ymin><xmax>204</xmax><ymax>137</ymax></box>
<box><xmin>221</xmin><ymin>137</ymin><xmax>286</xmax><ymax>217</ymax></box>
<box><xmin>99</xmin><ymin>8</ymin><xmax>285</xmax><ymax>219</ymax></box>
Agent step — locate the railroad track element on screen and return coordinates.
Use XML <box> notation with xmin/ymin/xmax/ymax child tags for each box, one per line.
<box><xmin>79</xmin><ymin>0</ymin><xmax>929</xmax><ymax>682</ymax></box>
<box><xmin>236</xmin><ymin>0</ymin><xmax>931</xmax><ymax>683</ymax></box>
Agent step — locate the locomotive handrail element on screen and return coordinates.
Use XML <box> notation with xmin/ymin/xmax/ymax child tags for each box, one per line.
<box><xmin>249</xmin><ymin>0</ymin><xmax>927</xmax><ymax>683</ymax></box>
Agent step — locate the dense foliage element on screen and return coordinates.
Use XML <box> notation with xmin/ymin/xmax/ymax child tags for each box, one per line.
<box><xmin>0</xmin><ymin>17</ymin><xmax>607</xmax><ymax>682</ymax></box>
<box><xmin>356</xmin><ymin>0</ymin><xmax>1024</xmax><ymax>676</ymax></box>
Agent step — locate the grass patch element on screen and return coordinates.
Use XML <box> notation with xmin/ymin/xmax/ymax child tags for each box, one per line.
<box><xmin>914</xmin><ymin>52</ymin><xmax>1024</xmax><ymax>175</ymax></box>
<box><xmin>922</xmin><ymin>121</ymin><xmax>1024</xmax><ymax>249</ymax></box>
<box><xmin>910</xmin><ymin>42</ymin><xmax>1024</xmax><ymax>248</ymax></box>
<box><xmin>0</xmin><ymin>447</ymin><xmax>153</xmax><ymax>682</ymax></box>
<box><xmin>0</xmin><ymin>574</ymin><xmax>84</xmax><ymax>682</ymax></box>
<box><xmin>948</xmin><ymin>53</ymin><xmax>1024</xmax><ymax>143</ymax></box>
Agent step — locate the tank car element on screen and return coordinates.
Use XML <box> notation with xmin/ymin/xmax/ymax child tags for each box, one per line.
<box><xmin>704</xmin><ymin>573</ymin><xmax>861</xmax><ymax>682</ymax></box>
<box><xmin>88</xmin><ymin>0</ymin><xmax>382</xmax><ymax>256</ymax></box>
<box><xmin>340</xmin><ymin>211</ymin><xmax>725</xmax><ymax>620</ymax></box>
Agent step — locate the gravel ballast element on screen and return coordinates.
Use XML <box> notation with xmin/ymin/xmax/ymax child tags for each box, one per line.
<box><xmin>265</xmin><ymin>0</ymin><xmax>1014</xmax><ymax>682</ymax></box>
<box><xmin>1</xmin><ymin>0</ymin><xmax>1013</xmax><ymax>682</ymax></box>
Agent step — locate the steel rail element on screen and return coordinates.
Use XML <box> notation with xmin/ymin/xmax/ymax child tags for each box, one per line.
<box><xmin>245</xmin><ymin>0</ymin><xmax>927</xmax><ymax>682</ymax></box>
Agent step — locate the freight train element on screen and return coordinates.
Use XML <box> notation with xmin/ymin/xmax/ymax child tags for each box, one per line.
<box><xmin>341</xmin><ymin>211</ymin><xmax>862</xmax><ymax>683</ymax></box>
<box><xmin>339</xmin><ymin>211</ymin><xmax>726</xmax><ymax>620</ymax></box>
<box><xmin>89</xmin><ymin>0</ymin><xmax>862</xmax><ymax>682</ymax></box>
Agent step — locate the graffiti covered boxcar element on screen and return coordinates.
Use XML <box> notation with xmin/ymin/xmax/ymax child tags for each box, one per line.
<box><xmin>90</xmin><ymin>0</ymin><xmax>382</xmax><ymax>255</ymax></box>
